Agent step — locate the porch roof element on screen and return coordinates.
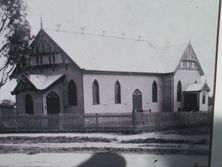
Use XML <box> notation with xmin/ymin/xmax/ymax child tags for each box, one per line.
<box><xmin>28</xmin><ymin>74</ymin><xmax>64</xmax><ymax>90</ymax></box>
<box><xmin>11</xmin><ymin>74</ymin><xmax>65</xmax><ymax>95</ymax></box>
<box><xmin>184</xmin><ymin>82</ymin><xmax>210</xmax><ymax>92</ymax></box>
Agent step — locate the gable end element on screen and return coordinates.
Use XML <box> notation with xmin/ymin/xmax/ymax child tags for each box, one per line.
<box><xmin>175</xmin><ymin>43</ymin><xmax>204</xmax><ymax>75</ymax></box>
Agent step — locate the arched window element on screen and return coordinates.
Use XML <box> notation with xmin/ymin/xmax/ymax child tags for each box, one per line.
<box><xmin>152</xmin><ymin>81</ymin><xmax>158</xmax><ymax>102</ymax></box>
<box><xmin>25</xmin><ymin>94</ymin><xmax>34</xmax><ymax>114</ymax></box>
<box><xmin>177</xmin><ymin>81</ymin><xmax>182</xmax><ymax>102</ymax></box>
<box><xmin>68</xmin><ymin>80</ymin><xmax>77</xmax><ymax>106</ymax></box>
<box><xmin>202</xmin><ymin>92</ymin><xmax>206</xmax><ymax>104</ymax></box>
<box><xmin>115</xmin><ymin>81</ymin><xmax>121</xmax><ymax>104</ymax></box>
<box><xmin>92</xmin><ymin>80</ymin><xmax>100</xmax><ymax>105</ymax></box>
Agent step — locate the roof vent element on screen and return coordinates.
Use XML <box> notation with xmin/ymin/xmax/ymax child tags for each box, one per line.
<box><xmin>102</xmin><ymin>30</ymin><xmax>106</xmax><ymax>36</ymax></box>
<box><xmin>137</xmin><ymin>35</ymin><xmax>142</xmax><ymax>41</ymax></box>
<box><xmin>121</xmin><ymin>32</ymin><xmax>125</xmax><ymax>39</ymax></box>
<box><xmin>81</xmin><ymin>27</ymin><xmax>85</xmax><ymax>34</ymax></box>
<box><xmin>56</xmin><ymin>24</ymin><xmax>61</xmax><ymax>31</ymax></box>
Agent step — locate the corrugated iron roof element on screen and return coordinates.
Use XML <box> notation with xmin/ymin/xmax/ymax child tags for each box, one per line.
<box><xmin>184</xmin><ymin>82</ymin><xmax>210</xmax><ymax>92</ymax></box>
<box><xmin>44</xmin><ymin>29</ymin><xmax>189</xmax><ymax>74</ymax></box>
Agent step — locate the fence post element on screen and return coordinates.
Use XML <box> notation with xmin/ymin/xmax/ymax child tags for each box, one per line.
<box><xmin>96</xmin><ymin>113</ymin><xmax>98</xmax><ymax>131</ymax></box>
<box><xmin>132</xmin><ymin>111</ymin><xmax>136</xmax><ymax>130</ymax></box>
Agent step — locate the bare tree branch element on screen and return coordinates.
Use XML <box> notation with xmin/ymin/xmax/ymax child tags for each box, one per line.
<box><xmin>0</xmin><ymin>14</ymin><xmax>8</xmax><ymax>33</ymax></box>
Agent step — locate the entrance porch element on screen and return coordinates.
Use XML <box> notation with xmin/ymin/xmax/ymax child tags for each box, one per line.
<box><xmin>183</xmin><ymin>82</ymin><xmax>210</xmax><ymax>112</ymax></box>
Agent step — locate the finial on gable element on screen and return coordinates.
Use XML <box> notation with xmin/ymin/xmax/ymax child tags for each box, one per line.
<box><xmin>189</xmin><ymin>38</ymin><xmax>191</xmax><ymax>46</ymax></box>
<box><xmin>40</xmin><ymin>16</ymin><xmax>43</xmax><ymax>29</ymax></box>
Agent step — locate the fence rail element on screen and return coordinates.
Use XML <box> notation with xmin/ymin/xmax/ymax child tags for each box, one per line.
<box><xmin>0</xmin><ymin>112</ymin><xmax>212</xmax><ymax>133</ymax></box>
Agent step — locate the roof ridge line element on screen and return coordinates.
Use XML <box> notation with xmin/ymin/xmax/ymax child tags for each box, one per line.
<box><xmin>154</xmin><ymin>42</ymin><xmax>188</xmax><ymax>49</ymax></box>
<box><xmin>44</xmin><ymin>28</ymin><xmax>155</xmax><ymax>45</ymax></box>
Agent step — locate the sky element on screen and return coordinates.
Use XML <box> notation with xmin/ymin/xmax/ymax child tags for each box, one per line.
<box><xmin>0</xmin><ymin>0</ymin><xmax>220</xmax><ymax>101</ymax></box>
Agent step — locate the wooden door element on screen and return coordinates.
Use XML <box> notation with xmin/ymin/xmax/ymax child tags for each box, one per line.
<box><xmin>184</xmin><ymin>92</ymin><xmax>199</xmax><ymax>111</ymax></box>
<box><xmin>46</xmin><ymin>91</ymin><xmax>60</xmax><ymax>114</ymax></box>
<box><xmin>133</xmin><ymin>89</ymin><xmax>142</xmax><ymax>112</ymax></box>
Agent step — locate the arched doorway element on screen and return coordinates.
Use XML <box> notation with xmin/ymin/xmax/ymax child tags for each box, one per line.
<box><xmin>132</xmin><ymin>89</ymin><xmax>142</xmax><ymax>112</ymax></box>
<box><xmin>25</xmin><ymin>94</ymin><xmax>34</xmax><ymax>114</ymax></box>
<box><xmin>46</xmin><ymin>91</ymin><xmax>60</xmax><ymax>114</ymax></box>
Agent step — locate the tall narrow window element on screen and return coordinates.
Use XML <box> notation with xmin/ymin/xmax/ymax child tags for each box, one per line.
<box><xmin>25</xmin><ymin>94</ymin><xmax>34</xmax><ymax>114</ymax></box>
<box><xmin>202</xmin><ymin>92</ymin><xmax>206</xmax><ymax>104</ymax></box>
<box><xmin>177</xmin><ymin>81</ymin><xmax>182</xmax><ymax>102</ymax></box>
<box><xmin>92</xmin><ymin>80</ymin><xmax>100</xmax><ymax>105</ymax></box>
<box><xmin>115</xmin><ymin>81</ymin><xmax>121</xmax><ymax>104</ymax></box>
<box><xmin>152</xmin><ymin>81</ymin><xmax>158</xmax><ymax>102</ymax></box>
<box><xmin>68</xmin><ymin>80</ymin><xmax>77</xmax><ymax>106</ymax></box>
<box><xmin>48</xmin><ymin>54</ymin><xmax>52</xmax><ymax>64</ymax></box>
<box><xmin>36</xmin><ymin>56</ymin><xmax>39</xmax><ymax>65</ymax></box>
<box><xmin>40</xmin><ymin>55</ymin><xmax>43</xmax><ymax>65</ymax></box>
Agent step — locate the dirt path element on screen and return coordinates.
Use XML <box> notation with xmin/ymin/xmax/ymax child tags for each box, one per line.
<box><xmin>0</xmin><ymin>130</ymin><xmax>210</xmax><ymax>155</ymax></box>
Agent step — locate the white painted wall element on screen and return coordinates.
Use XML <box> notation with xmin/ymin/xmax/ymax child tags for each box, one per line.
<box><xmin>173</xmin><ymin>69</ymin><xmax>202</xmax><ymax>112</ymax></box>
<box><xmin>83</xmin><ymin>74</ymin><xmax>163</xmax><ymax>113</ymax></box>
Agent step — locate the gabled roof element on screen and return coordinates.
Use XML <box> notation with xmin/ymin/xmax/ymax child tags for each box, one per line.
<box><xmin>11</xmin><ymin>74</ymin><xmax>65</xmax><ymax>94</ymax></box>
<box><xmin>155</xmin><ymin>43</ymin><xmax>189</xmax><ymax>73</ymax></box>
<box><xmin>31</xmin><ymin>29</ymin><xmax>204</xmax><ymax>74</ymax></box>
<box><xmin>184</xmin><ymin>82</ymin><xmax>210</xmax><ymax>92</ymax></box>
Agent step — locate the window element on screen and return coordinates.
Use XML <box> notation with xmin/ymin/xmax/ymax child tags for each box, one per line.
<box><xmin>183</xmin><ymin>61</ymin><xmax>187</xmax><ymax>68</ymax></box>
<box><xmin>68</xmin><ymin>80</ymin><xmax>77</xmax><ymax>106</ymax></box>
<box><xmin>36</xmin><ymin>56</ymin><xmax>39</xmax><ymax>65</ymax></box>
<box><xmin>194</xmin><ymin>62</ymin><xmax>198</xmax><ymax>69</ymax></box>
<box><xmin>152</xmin><ymin>81</ymin><xmax>158</xmax><ymax>102</ymax></box>
<box><xmin>202</xmin><ymin>92</ymin><xmax>206</xmax><ymax>104</ymax></box>
<box><xmin>189</xmin><ymin>62</ymin><xmax>192</xmax><ymax>68</ymax></box>
<box><xmin>52</xmin><ymin>54</ymin><xmax>55</xmax><ymax>63</ymax></box>
<box><xmin>25</xmin><ymin>94</ymin><xmax>34</xmax><ymax>114</ymax></box>
<box><xmin>49</xmin><ymin>54</ymin><xmax>52</xmax><ymax>64</ymax></box>
<box><xmin>40</xmin><ymin>55</ymin><xmax>43</xmax><ymax>65</ymax></box>
<box><xmin>92</xmin><ymin>80</ymin><xmax>100</xmax><ymax>105</ymax></box>
<box><xmin>115</xmin><ymin>81</ymin><xmax>121</xmax><ymax>104</ymax></box>
<box><xmin>177</xmin><ymin>81</ymin><xmax>182</xmax><ymax>102</ymax></box>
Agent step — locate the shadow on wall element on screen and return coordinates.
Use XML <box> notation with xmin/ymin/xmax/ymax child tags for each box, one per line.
<box><xmin>77</xmin><ymin>152</ymin><xmax>126</xmax><ymax>167</ymax></box>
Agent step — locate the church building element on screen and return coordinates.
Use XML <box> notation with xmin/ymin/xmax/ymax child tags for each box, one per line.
<box><xmin>11</xmin><ymin>29</ymin><xmax>210</xmax><ymax>115</ymax></box>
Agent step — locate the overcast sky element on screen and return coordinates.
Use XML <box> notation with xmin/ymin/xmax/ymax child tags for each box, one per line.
<box><xmin>0</xmin><ymin>0</ymin><xmax>220</xmax><ymax>101</ymax></box>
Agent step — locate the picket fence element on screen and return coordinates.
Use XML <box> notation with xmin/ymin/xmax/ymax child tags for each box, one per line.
<box><xmin>0</xmin><ymin>111</ymin><xmax>212</xmax><ymax>133</ymax></box>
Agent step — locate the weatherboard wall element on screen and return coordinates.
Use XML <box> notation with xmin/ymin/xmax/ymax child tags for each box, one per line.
<box><xmin>83</xmin><ymin>73</ymin><xmax>163</xmax><ymax>113</ymax></box>
<box><xmin>162</xmin><ymin>74</ymin><xmax>174</xmax><ymax>112</ymax></box>
<box><xmin>16</xmin><ymin>91</ymin><xmax>42</xmax><ymax>115</ymax></box>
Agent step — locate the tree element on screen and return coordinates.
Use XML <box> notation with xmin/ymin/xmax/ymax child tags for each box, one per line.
<box><xmin>0</xmin><ymin>0</ymin><xmax>31</xmax><ymax>87</ymax></box>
